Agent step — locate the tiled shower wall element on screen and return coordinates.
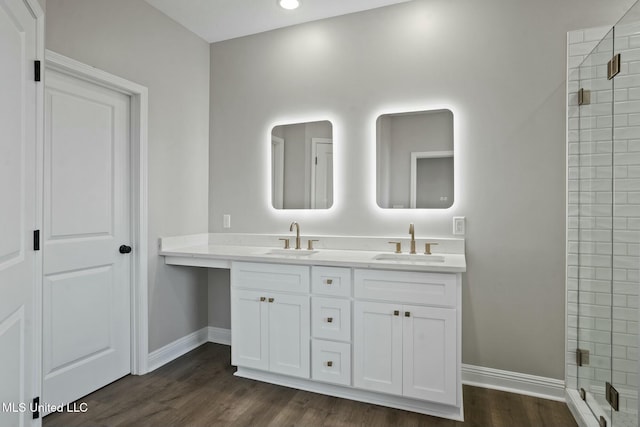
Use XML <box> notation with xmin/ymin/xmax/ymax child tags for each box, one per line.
<box><xmin>567</xmin><ymin>24</ymin><xmax>640</xmax><ymax>415</ymax></box>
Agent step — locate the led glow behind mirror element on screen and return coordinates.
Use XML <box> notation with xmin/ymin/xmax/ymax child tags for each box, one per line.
<box><xmin>376</xmin><ymin>109</ymin><xmax>454</xmax><ymax>209</ymax></box>
<box><xmin>271</xmin><ymin>120</ymin><xmax>333</xmax><ymax>210</ymax></box>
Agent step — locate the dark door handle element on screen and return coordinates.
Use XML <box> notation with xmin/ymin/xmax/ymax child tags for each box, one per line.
<box><xmin>119</xmin><ymin>245</ymin><xmax>132</xmax><ymax>254</ymax></box>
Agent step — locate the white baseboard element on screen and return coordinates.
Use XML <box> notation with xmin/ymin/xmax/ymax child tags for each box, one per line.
<box><xmin>208</xmin><ymin>326</ymin><xmax>231</xmax><ymax>345</ymax></box>
<box><xmin>147</xmin><ymin>327</ymin><xmax>210</xmax><ymax>372</ymax></box>
<box><xmin>462</xmin><ymin>364</ymin><xmax>565</xmax><ymax>402</ymax></box>
<box><xmin>148</xmin><ymin>327</ymin><xmax>566</xmax><ymax>403</ymax></box>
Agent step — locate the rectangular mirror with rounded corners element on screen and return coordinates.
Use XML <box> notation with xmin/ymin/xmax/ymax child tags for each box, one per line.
<box><xmin>271</xmin><ymin>120</ymin><xmax>333</xmax><ymax>209</ymax></box>
<box><xmin>376</xmin><ymin>109</ymin><xmax>454</xmax><ymax>209</ymax></box>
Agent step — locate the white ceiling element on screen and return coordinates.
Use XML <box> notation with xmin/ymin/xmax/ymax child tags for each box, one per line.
<box><xmin>145</xmin><ymin>0</ymin><xmax>414</xmax><ymax>43</ymax></box>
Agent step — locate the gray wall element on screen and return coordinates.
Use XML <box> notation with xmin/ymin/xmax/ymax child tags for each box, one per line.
<box><xmin>281</xmin><ymin>123</ymin><xmax>306</xmax><ymax>208</ymax></box>
<box><xmin>46</xmin><ymin>0</ymin><xmax>211</xmax><ymax>352</ymax></box>
<box><xmin>209</xmin><ymin>0</ymin><xmax>635</xmax><ymax>380</ymax></box>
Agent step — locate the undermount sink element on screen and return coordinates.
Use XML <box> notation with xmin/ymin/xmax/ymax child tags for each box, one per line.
<box><xmin>374</xmin><ymin>253</ymin><xmax>445</xmax><ymax>263</ymax></box>
<box><xmin>265</xmin><ymin>249</ymin><xmax>319</xmax><ymax>256</ymax></box>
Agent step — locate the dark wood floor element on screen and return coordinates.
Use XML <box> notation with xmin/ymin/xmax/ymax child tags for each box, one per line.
<box><xmin>44</xmin><ymin>343</ymin><xmax>577</xmax><ymax>427</ymax></box>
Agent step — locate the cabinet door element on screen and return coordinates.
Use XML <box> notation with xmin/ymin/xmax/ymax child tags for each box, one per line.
<box><xmin>268</xmin><ymin>293</ymin><xmax>310</xmax><ymax>378</ymax></box>
<box><xmin>231</xmin><ymin>289</ymin><xmax>268</xmax><ymax>371</ymax></box>
<box><xmin>402</xmin><ymin>305</ymin><xmax>457</xmax><ymax>405</ymax></box>
<box><xmin>353</xmin><ymin>301</ymin><xmax>402</xmax><ymax>395</ymax></box>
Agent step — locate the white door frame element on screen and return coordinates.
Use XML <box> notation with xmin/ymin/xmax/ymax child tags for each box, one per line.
<box><xmin>43</xmin><ymin>50</ymin><xmax>149</xmax><ymax>376</ymax></box>
<box><xmin>271</xmin><ymin>136</ymin><xmax>284</xmax><ymax>209</ymax></box>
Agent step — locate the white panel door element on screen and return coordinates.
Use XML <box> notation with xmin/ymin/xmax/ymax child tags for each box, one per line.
<box><xmin>311</xmin><ymin>140</ymin><xmax>333</xmax><ymax>209</ymax></box>
<box><xmin>230</xmin><ymin>289</ymin><xmax>268</xmax><ymax>371</ymax></box>
<box><xmin>353</xmin><ymin>301</ymin><xmax>402</xmax><ymax>395</ymax></box>
<box><xmin>402</xmin><ymin>305</ymin><xmax>457</xmax><ymax>404</ymax></box>
<box><xmin>43</xmin><ymin>69</ymin><xmax>131</xmax><ymax>408</ymax></box>
<box><xmin>268</xmin><ymin>293</ymin><xmax>310</xmax><ymax>378</ymax></box>
<box><xmin>0</xmin><ymin>1</ymin><xmax>38</xmax><ymax>425</ymax></box>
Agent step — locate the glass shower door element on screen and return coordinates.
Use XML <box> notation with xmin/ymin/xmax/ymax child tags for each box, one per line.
<box><xmin>612</xmin><ymin>6</ymin><xmax>640</xmax><ymax>426</ymax></box>
<box><xmin>576</xmin><ymin>27</ymin><xmax>614</xmax><ymax>425</ymax></box>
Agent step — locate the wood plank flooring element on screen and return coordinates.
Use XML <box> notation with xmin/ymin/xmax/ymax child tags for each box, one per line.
<box><xmin>44</xmin><ymin>343</ymin><xmax>578</xmax><ymax>427</ymax></box>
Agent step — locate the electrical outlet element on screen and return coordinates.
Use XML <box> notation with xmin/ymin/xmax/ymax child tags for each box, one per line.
<box><xmin>223</xmin><ymin>214</ymin><xmax>231</xmax><ymax>229</ymax></box>
<box><xmin>453</xmin><ymin>216</ymin><xmax>465</xmax><ymax>235</ymax></box>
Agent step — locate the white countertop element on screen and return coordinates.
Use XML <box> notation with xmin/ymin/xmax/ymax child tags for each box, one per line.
<box><xmin>159</xmin><ymin>234</ymin><xmax>466</xmax><ymax>273</ymax></box>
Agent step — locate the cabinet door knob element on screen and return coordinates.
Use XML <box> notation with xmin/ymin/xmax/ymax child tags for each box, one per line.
<box><xmin>260</xmin><ymin>297</ymin><xmax>266</xmax><ymax>302</ymax></box>
<box><xmin>268</xmin><ymin>297</ymin><xmax>274</xmax><ymax>303</ymax></box>
<box><xmin>326</xmin><ymin>361</ymin><xmax>333</xmax><ymax>367</ymax></box>
<box><xmin>326</xmin><ymin>279</ymin><xmax>333</xmax><ymax>285</ymax></box>
<box><xmin>393</xmin><ymin>310</ymin><xmax>399</xmax><ymax>316</ymax></box>
<box><xmin>405</xmin><ymin>311</ymin><xmax>411</xmax><ymax>317</ymax></box>
<box><xmin>327</xmin><ymin>317</ymin><xmax>333</xmax><ymax>323</ymax></box>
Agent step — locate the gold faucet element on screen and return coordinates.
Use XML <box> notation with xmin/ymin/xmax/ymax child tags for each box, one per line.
<box><xmin>290</xmin><ymin>221</ymin><xmax>301</xmax><ymax>249</ymax></box>
<box><xmin>409</xmin><ymin>223</ymin><xmax>416</xmax><ymax>254</ymax></box>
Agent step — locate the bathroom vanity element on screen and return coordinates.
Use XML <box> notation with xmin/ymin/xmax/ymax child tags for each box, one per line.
<box><xmin>160</xmin><ymin>233</ymin><xmax>466</xmax><ymax>421</ymax></box>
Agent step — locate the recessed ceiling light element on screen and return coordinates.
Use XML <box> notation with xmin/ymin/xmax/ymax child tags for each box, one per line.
<box><xmin>278</xmin><ymin>0</ymin><xmax>300</xmax><ymax>10</ymax></box>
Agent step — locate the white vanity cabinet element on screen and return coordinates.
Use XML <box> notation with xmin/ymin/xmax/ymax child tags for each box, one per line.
<box><xmin>353</xmin><ymin>269</ymin><xmax>459</xmax><ymax>406</ymax></box>
<box><xmin>229</xmin><ymin>260</ymin><xmax>462</xmax><ymax>420</ymax></box>
<box><xmin>231</xmin><ymin>262</ymin><xmax>310</xmax><ymax>379</ymax></box>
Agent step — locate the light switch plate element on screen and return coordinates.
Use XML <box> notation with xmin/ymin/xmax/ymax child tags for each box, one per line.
<box><xmin>453</xmin><ymin>216</ymin><xmax>465</xmax><ymax>235</ymax></box>
<box><xmin>223</xmin><ymin>214</ymin><xmax>231</xmax><ymax>229</ymax></box>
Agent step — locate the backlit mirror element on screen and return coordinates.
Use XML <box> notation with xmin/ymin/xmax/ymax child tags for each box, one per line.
<box><xmin>376</xmin><ymin>109</ymin><xmax>454</xmax><ymax>209</ymax></box>
<box><xmin>271</xmin><ymin>120</ymin><xmax>333</xmax><ymax>209</ymax></box>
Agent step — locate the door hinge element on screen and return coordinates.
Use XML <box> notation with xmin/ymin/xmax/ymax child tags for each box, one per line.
<box><xmin>578</xmin><ymin>88</ymin><xmax>591</xmax><ymax>106</ymax></box>
<box><xmin>576</xmin><ymin>348</ymin><xmax>590</xmax><ymax>366</ymax></box>
<box><xmin>34</xmin><ymin>60</ymin><xmax>41</xmax><ymax>82</ymax></box>
<box><xmin>32</xmin><ymin>396</ymin><xmax>40</xmax><ymax>419</ymax></box>
<box><xmin>599</xmin><ymin>415</ymin><xmax>607</xmax><ymax>427</ymax></box>
<box><xmin>607</xmin><ymin>54</ymin><xmax>621</xmax><ymax>80</ymax></box>
<box><xmin>580</xmin><ymin>388</ymin><xmax>586</xmax><ymax>400</ymax></box>
<box><xmin>33</xmin><ymin>230</ymin><xmax>40</xmax><ymax>251</ymax></box>
<box><xmin>606</xmin><ymin>382</ymin><xmax>619</xmax><ymax>411</ymax></box>
<box><xmin>315</xmin><ymin>156</ymin><xmax>318</xmax><ymax>165</ymax></box>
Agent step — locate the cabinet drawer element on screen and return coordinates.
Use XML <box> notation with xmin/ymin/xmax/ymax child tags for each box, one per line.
<box><xmin>312</xmin><ymin>297</ymin><xmax>351</xmax><ymax>342</ymax></box>
<box><xmin>354</xmin><ymin>269</ymin><xmax>456</xmax><ymax>307</ymax></box>
<box><xmin>312</xmin><ymin>266</ymin><xmax>351</xmax><ymax>297</ymax></box>
<box><xmin>311</xmin><ymin>340</ymin><xmax>351</xmax><ymax>386</ymax></box>
<box><xmin>232</xmin><ymin>262</ymin><xmax>310</xmax><ymax>293</ymax></box>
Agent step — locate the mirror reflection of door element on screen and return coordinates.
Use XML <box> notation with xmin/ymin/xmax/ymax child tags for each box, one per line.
<box><xmin>311</xmin><ymin>138</ymin><xmax>333</xmax><ymax>209</ymax></box>
<box><xmin>271</xmin><ymin>120</ymin><xmax>333</xmax><ymax>209</ymax></box>
<box><xmin>411</xmin><ymin>151</ymin><xmax>454</xmax><ymax>208</ymax></box>
<box><xmin>272</xmin><ymin>136</ymin><xmax>284</xmax><ymax>209</ymax></box>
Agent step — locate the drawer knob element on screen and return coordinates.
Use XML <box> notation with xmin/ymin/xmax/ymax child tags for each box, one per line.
<box><xmin>405</xmin><ymin>311</ymin><xmax>411</xmax><ymax>317</ymax></box>
<box><xmin>268</xmin><ymin>297</ymin><xmax>274</xmax><ymax>303</ymax></box>
<box><xmin>394</xmin><ymin>310</ymin><xmax>399</xmax><ymax>316</ymax></box>
<box><xmin>326</xmin><ymin>279</ymin><xmax>333</xmax><ymax>285</ymax></box>
<box><xmin>327</xmin><ymin>317</ymin><xmax>333</xmax><ymax>323</ymax></box>
<box><xmin>326</xmin><ymin>361</ymin><xmax>333</xmax><ymax>367</ymax></box>
<box><xmin>260</xmin><ymin>297</ymin><xmax>266</xmax><ymax>302</ymax></box>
